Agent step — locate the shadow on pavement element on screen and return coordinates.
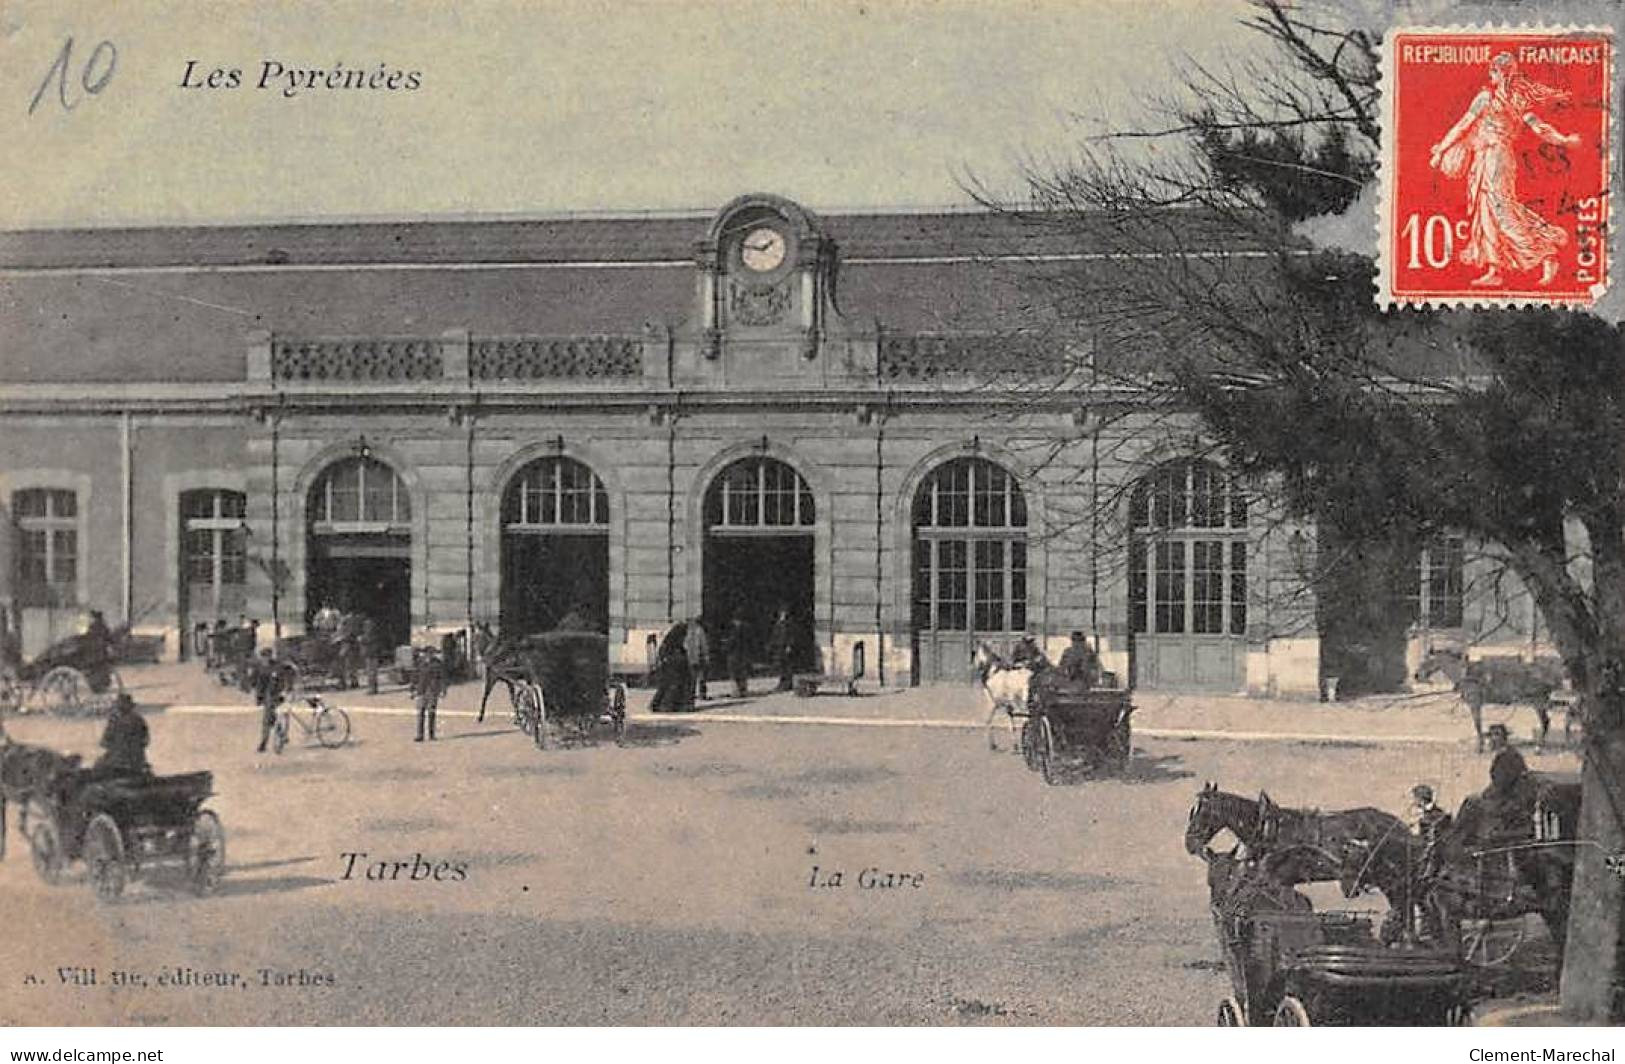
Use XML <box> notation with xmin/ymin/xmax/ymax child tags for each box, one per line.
<box><xmin>227</xmin><ymin>856</ymin><xmax>319</xmax><ymax>874</ymax></box>
<box><xmin>441</xmin><ymin>729</ymin><xmax>514</xmax><ymax>742</ymax></box>
<box><xmin>620</xmin><ymin>721</ymin><xmax>702</xmax><ymax>747</ymax></box>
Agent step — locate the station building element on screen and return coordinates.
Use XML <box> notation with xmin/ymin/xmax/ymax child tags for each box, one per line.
<box><xmin>0</xmin><ymin>194</ymin><xmax>1544</xmax><ymax>695</ymax></box>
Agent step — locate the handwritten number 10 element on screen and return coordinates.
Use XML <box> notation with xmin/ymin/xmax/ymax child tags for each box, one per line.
<box><xmin>29</xmin><ymin>36</ymin><xmax>117</xmax><ymax>115</ymax></box>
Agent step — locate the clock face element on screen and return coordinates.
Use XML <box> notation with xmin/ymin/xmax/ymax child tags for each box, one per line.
<box><xmin>740</xmin><ymin>226</ymin><xmax>788</xmax><ymax>272</ymax></box>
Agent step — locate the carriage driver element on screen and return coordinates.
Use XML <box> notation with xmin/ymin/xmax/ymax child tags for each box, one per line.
<box><xmin>95</xmin><ymin>693</ymin><xmax>150</xmax><ymax>778</ymax></box>
<box><xmin>1057</xmin><ymin>632</ymin><xmax>1101</xmax><ymax>687</ymax></box>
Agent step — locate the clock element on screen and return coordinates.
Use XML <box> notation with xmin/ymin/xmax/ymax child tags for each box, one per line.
<box><xmin>739</xmin><ymin>226</ymin><xmax>788</xmax><ymax>272</ymax></box>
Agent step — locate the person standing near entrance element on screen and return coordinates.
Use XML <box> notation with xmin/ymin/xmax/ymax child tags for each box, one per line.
<box><xmin>686</xmin><ymin>618</ymin><xmax>711</xmax><ymax>702</ymax></box>
<box><xmin>768</xmin><ymin>607</ymin><xmax>796</xmax><ymax>692</ymax></box>
<box><xmin>726</xmin><ymin>613</ymin><xmax>751</xmax><ymax>698</ymax></box>
<box><xmin>361</xmin><ymin>614</ymin><xmax>380</xmax><ymax>694</ymax></box>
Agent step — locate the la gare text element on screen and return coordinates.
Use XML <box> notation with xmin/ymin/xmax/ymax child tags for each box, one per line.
<box><xmin>180</xmin><ymin>60</ymin><xmax>422</xmax><ymax>98</ymax></box>
<box><xmin>807</xmin><ymin>866</ymin><xmax>925</xmax><ymax>890</ymax></box>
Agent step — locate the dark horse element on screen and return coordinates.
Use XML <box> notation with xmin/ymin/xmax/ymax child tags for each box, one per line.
<box><xmin>1184</xmin><ymin>782</ymin><xmax>1415</xmax><ymax>931</ymax></box>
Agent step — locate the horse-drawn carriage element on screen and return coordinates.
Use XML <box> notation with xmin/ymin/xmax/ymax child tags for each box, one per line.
<box><xmin>274</xmin><ymin>628</ymin><xmax>364</xmax><ymax>693</ymax></box>
<box><xmin>0</xmin><ymin>741</ymin><xmax>224</xmax><ymax>901</ymax></box>
<box><xmin>0</xmin><ymin>630</ymin><xmax>124</xmax><ymax>717</ymax></box>
<box><xmin>1016</xmin><ymin>679</ymin><xmax>1132</xmax><ymax>784</ymax></box>
<box><xmin>1206</xmin><ymin>851</ymin><xmax>1471</xmax><ymax>1026</ymax></box>
<box><xmin>479</xmin><ymin>631</ymin><xmax>627</xmax><ymax>749</ymax></box>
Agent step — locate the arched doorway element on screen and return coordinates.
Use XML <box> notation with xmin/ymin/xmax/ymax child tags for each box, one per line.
<box><xmin>306</xmin><ymin>456</ymin><xmax>412</xmax><ymax>649</ymax></box>
<box><xmin>500</xmin><ymin>456</ymin><xmax>610</xmax><ymax>636</ymax></box>
<box><xmin>702</xmin><ymin>456</ymin><xmax>816</xmax><ymax>676</ymax></box>
<box><xmin>1128</xmin><ymin>458</ymin><xmax>1248</xmax><ymax>690</ymax></box>
<box><xmin>178</xmin><ymin>489</ymin><xmax>246</xmax><ymax>660</ymax></box>
<box><xmin>911</xmin><ymin>457</ymin><xmax>1028</xmax><ymax>682</ymax></box>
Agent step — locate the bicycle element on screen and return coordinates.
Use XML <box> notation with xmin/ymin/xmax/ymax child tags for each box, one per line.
<box><xmin>273</xmin><ymin>694</ymin><xmax>352</xmax><ymax>753</ymax></box>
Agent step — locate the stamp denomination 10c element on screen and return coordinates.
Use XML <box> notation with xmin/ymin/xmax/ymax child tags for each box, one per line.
<box><xmin>1380</xmin><ymin>27</ymin><xmax>1613</xmax><ymax>308</ymax></box>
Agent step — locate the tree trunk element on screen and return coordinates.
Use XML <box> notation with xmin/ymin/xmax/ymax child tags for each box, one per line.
<box><xmin>1559</xmin><ymin>726</ymin><xmax>1625</xmax><ymax>1020</ymax></box>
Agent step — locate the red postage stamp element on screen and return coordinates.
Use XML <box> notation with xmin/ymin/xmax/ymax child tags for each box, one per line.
<box><xmin>1380</xmin><ymin>27</ymin><xmax>1613</xmax><ymax>307</ymax></box>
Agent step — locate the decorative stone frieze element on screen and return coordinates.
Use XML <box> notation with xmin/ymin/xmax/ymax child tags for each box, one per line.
<box><xmin>469</xmin><ymin>336</ymin><xmax>643</xmax><ymax>380</ymax></box>
<box><xmin>271</xmin><ymin>338</ymin><xmax>444</xmax><ymax>381</ymax></box>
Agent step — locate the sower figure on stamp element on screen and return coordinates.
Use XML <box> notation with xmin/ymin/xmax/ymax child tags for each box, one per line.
<box><xmin>412</xmin><ymin>645</ymin><xmax>446</xmax><ymax>742</ymax></box>
<box><xmin>1430</xmin><ymin>51</ymin><xmax>1580</xmax><ymax>288</ymax></box>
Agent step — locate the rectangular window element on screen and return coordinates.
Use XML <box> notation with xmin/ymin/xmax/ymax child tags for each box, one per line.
<box><xmin>1425</xmin><ymin>537</ymin><xmax>1465</xmax><ymax>629</ymax></box>
<box><xmin>221</xmin><ymin>529</ymin><xmax>247</xmax><ymax>584</ymax></box>
<box><xmin>14</xmin><ymin>489</ymin><xmax>77</xmax><ymax>604</ymax></box>
<box><xmin>1009</xmin><ymin>541</ymin><xmax>1027</xmax><ymax>633</ymax></box>
<box><xmin>1192</xmin><ymin>540</ymin><xmax>1225</xmax><ymax>634</ymax></box>
<box><xmin>186</xmin><ymin>528</ymin><xmax>216</xmax><ymax>583</ymax></box>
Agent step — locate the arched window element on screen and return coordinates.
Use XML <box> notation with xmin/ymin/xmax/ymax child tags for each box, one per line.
<box><xmin>503</xmin><ymin>457</ymin><xmax>609</xmax><ymax>529</ymax></box>
<box><xmin>912</xmin><ymin>458</ymin><xmax>1028</xmax><ymax>633</ymax></box>
<box><xmin>704</xmin><ymin>457</ymin><xmax>814</xmax><ymax>529</ymax></box>
<box><xmin>1129</xmin><ymin>460</ymin><xmax>1247</xmax><ymax>636</ymax></box>
<box><xmin>309</xmin><ymin>457</ymin><xmax>411</xmax><ymax>528</ymax></box>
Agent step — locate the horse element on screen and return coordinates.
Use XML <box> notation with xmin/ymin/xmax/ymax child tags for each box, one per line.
<box><xmin>477</xmin><ymin>638</ymin><xmax>527</xmax><ymax>724</ymax></box>
<box><xmin>1183</xmin><ymin>782</ymin><xmax>1414</xmax><ymax>926</ymax></box>
<box><xmin>1414</xmin><ymin>646</ymin><xmax>1570</xmax><ymax>752</ymax></box>
<box><xmin>0</xmin><ymin>732</ymin><xmax>82</xmax><ymax>863</ymax></box>
<box><xmin>974</xmin><ymin>639</ymin><xmax>1042</xmax><ymax>752</ymax></box>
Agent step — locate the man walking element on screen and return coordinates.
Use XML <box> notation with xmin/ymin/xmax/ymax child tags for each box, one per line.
<box><xmin>686</xmin><ymin>617</ymin><xmax>711</xmax><ymax>702</ymax></box>
<box><xmin>726</xmin><ymin>613</ymin><xmax>751</xmax><ymax>698</ymax></box>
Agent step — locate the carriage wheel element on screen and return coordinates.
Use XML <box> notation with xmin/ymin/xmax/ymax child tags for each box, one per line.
<box><xmin>84</xmin><ymin>814</ymin><xmax>127</xmax><ymax>902</ymax></box>
<box><xmin>28</xmin><ymin>820</ymin><xmax>64</xmax><ymax>885</ymax></box>
<box><xmin>1216</xmin><ymin>997</ymin><xmax>1247</xmax><ymax>1026</ymax></box>
<box><xmin>1444</xmin><ymin>1003</ymin><xmax>1473</xmax><ymax>1027</ymax></box>
<box><xmin>1462</xmin><ymin>916</ymin><xmax>1527</xmax><ymax>967</ymax></box>
<box><xmin>315</xmin><ymin>705</ymin><xmax>352</xmax><ymax>748</ymax></box>
<box><xmin>188</xmin><ymin>810</ymin><xmax>226</xmax><ymax>895</ymax></box>
<box><xmin>1038</xmin><ymin>717</ymin><xmax>1060</xmax><ymax>785</ymax></box>
<box><xmin>1018</xmin><ymin>718</ymin><xmax>1042</xmax><ymax>772</ymax></box>
<box><xmin>609</xmin><ymin>684</ymin><xmax>628</xmax><ymax>746</ymax></box>
<box><xmin>1272</xmin><ymin>996</ymin><xmax>1312</xmax><ymax>1027</ymax></box>
<box><xmin>38</xmin><ymin>667</ymin><xmax>87</xmax><ymax>716</ymax></box>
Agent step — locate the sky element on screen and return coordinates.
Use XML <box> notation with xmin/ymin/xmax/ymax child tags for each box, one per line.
<box><xmin>0</xmin><ymin>0</ymin><xmax>1266</xmax><ymax>227</ymax></box>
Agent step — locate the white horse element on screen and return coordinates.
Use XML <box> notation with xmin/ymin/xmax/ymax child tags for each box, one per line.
<box><xmin>975</xmin><ymin>640</ymin><xmax>1041</xmax><ymax>752</ymax></box>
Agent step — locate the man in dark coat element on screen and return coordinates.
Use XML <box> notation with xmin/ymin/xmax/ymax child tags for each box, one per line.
<box><xmin>726</xmin><ymin>614</ymin><xmax>751</xmax><ymax>698</ymax></box>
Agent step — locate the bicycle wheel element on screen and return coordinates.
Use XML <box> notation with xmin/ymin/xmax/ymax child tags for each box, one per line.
<box><xmin>1462</xmin><ymin>915</ymin><xmax>1527</xmax><ymax>967</ymax></box>
<box><xmin>315</xmin><ymin>705</ymin><xmax>351</xmax><ymax>748</ymax></box>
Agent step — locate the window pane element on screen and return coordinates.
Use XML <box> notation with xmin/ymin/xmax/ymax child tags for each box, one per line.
<box><xmin>183</xmin><ymin>491</ymin><xmax>215</xmax><ymax>521</ymax></box>
<box><xmin>1192</xmin><ymin>540</ymin><xmax>1224</xmax><ymax>634</ymax></box>
<box><xmin>220</xmin><ymin>492</ymin><xmax>246</xmax><ymax>520</ymax></box>
<box><xmin>937</xmin><ymin>540</ymin><xmax>967</xmax><ymax>630</ymax></box>
<box><xmin>1129</xmin><ymin>540</ymin><xmax>1147</xmax><ymax>634</ymax></box>
<box><xmin>19</xmin><ymin>529</ymin><xmax>47</xmax><ymax>584</ymax></box>
<box><xmin>51</xmin><ymin>530</ymin><xmax>76</xmax><ymax>584</ymax></box>
<box><xmin>50</xmin><ymin>490</ymin><xmax>75</xmax><ymax>518</ymax></box>
<box><xmin>221</xmin><ymin>530</ymin><xmax>247</xmax><ymax>584</ymax></box>
<box><xmin>974</xmin><ymin>539</ymin><xmax>1006</xmax><ymax>631</ymax></box>
<box><xmin>1010</xmin><ymin>541</ymin><xmax>1027</xmax><ymax>632</ymax></box>
<box><xmin>14</xmin><ymin>490</ymin><xmax>46</xmax><ymax>518</ymax></box>
<box><xmin>327</xmin><ymin>461</ymin><xmax>360</xmax><ymax>522</ymax></box>
<box><xmin>362</xmin><ymin>459</ymin><xmax>394</xmax><ymax>523</ymax></box>
<box><xmin>186</xmin><ymin>528</ymin><xmax>215</xmax><ymax>582</ymax></box>
<box><xmin>912</xmin><ymin>540</ymin><xmax>932</xmax><ymax>629</ymax></box>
